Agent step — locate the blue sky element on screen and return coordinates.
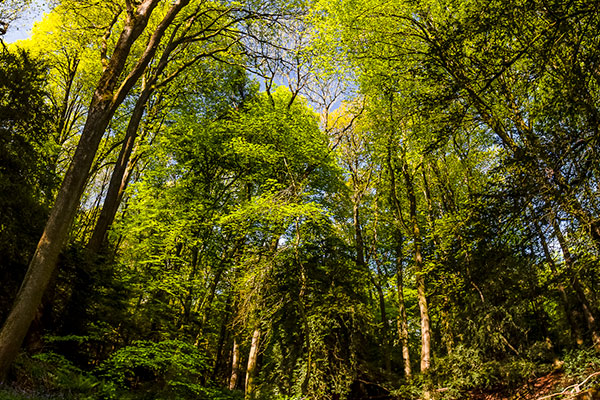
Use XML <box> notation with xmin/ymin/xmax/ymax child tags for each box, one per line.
<box><xmin>3</xmin><ymin>2</ymin><xmax>47</xmax><ymax>44</ymax></box>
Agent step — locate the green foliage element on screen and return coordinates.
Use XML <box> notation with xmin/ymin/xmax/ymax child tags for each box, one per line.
<box><xmin>563</xmin><ymin>348</ymin><xmax>600</xmax><ymax>379</ymax></box>
<box><xmin>0</xmin><ymin>387</ymin><xmax>49</xmax><ymax>400</ymax></box>
<box><xmin>249</xmin><ymin>223</ymin><xmax>372</xmax><ymax>399</ymax></box>
<box><xmin>389</xmin><ymin>380</ymin><xmax>424</xmax><ymax>400</ymax></box>
<box><xmin>0</xmin><ymin>45</ymin><xmax>56</xmax><ymax>223</ymax></box>
<box><xmin>6</xmin><ymin>1</ymin><xmax>600</xmax><ymax>399</ymax></box>
<box><xmin>99</xmin><ymin>340</ymin><xmax>210</xmax><ymax>399</ymax></box>
<box><xmin>8</xmin><ymin>352</ymin><xmax>103</xmax><ymax>400</ymax></box>
<box><xmin>0</xmin><ymin>45</ymin><xmax>57</xmax><ymax>322</ymax></box>
<box><xmin>2</xmin><ymin>348</ymin><xmax>241</xmax><ymax>400</ymax></box>
<box><xmin>432</xmin><ymin>347</ymin><xmax>545</xmax><ymax>395</ymax></box>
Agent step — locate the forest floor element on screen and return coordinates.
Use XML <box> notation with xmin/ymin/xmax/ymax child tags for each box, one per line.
<box><xmin>2</xmin><ymin>358</ymin><xmax>600</xmax><ymax>400</ymax></box>
<box><xmin>470</xmin><ymin>370</ymin><xmax>600</xmax><ymax>400</ymax></box>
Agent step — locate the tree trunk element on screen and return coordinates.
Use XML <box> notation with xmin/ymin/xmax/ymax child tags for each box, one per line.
<box><xmin>416</xmin><ymin>262</ymin><xmax>431</xmax><ymax>373</ymax></box>
<box><xmin>395</xmin><ymin>235</ymin><xmax>412</xmax><ymax>377</ymax></box>
<box><xmin>212</xmin><ymin>293</ymin><xmax>233</xmax><ymax>382</ymax></box>
<box><xmin>386</xmin><ymin>139</ymin><xmax>412</xmax><ymax>378</ymax></box>
<box><xmin>353</xmin><ymin>202</ymin><xmax>366</xmax><ymax>270</ymax></box>
<box><xmin>440</xmin><ymin>300</ymin><xmax>454</xmax><ymax>355</ymax></box>
<box><xmin>550</xmin><ymin>217</ymin><xmax>600</xmax><ymax>349</ymax></box>
<box><xmin>374</xmin><ymin>277</ymin><xmax>391</xmax><ymax>373</ymax></box>
<box><xmin>229</xmin><ymin>338</ymin><xmax>240</xmax><ymax>390</ymax></box>
<box><xmin>0</xmin><ymin>0</ymin><xmax>190</xmax><ymax>380</ymax></box>
<box><xmin>535</xmin><ymin>222</ymin><xmax>582</xmax><ymax>344</ymax></box>
<box><xmin>55</xmin><ymin>57</ymin><xmax>80</xmax><ymax>150</ymax></box>
<box><xmin>402</xmin><ymin>164</ymin><xmax>431</xmax><ymax>373</ymax></box>
<box><xmin>245</xmin><ymin>328</ymin><xmax>261</xmax><ymax>399</ymax></box>
<box><xmin>177</xmin><ymin>246</ymin><xmax>199</xmax><ymax>331</ymax></box>
<box><xmin>87</xmin><ymin>84</ymin><xmax>153</xmax><ymax>253</ymax></box>
<box><xmin>87</xmin><ymin>14</ymin><xmax>185</xmax><ymax>254</ymax></box>
<box><xmin>353</xmin><ymin>197</ymin><xmax>392</xmax><ymax>372</ymax></box>
<box><xmin>194</xmin><ymin>248</ymin><xmax>234</xmax><ymax>345</ymax></box>
<box><xmin>291</xmin><ymin>219</ymin><xmax>312</xmax><ymax>395</ymax></box>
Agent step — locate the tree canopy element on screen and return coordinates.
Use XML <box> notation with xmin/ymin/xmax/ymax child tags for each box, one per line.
<box><xmin>1</xmin><ymin>1</ymin><xmax>600</xmax><ymax>399</ymax></box>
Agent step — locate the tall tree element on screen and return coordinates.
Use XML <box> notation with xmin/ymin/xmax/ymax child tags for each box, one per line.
<box><xmin>0</xmin><ymin>0</ymin><xmax>192</xmax><ymax>379</ymax></box>
<box><xmin>0</xmin><ymin>47</ymin><xmax>57</xmax><ymax>325</ymax></box>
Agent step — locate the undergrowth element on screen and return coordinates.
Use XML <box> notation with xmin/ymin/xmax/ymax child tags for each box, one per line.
<box><xmin>2</xmin><ymin>340</ymin><xmax>242</xmax><ymax>400</ymax></box>
<box><xmin>3</xmin><ymin>343</ymin><xmax>599</xmax><ymax>400</ymax></box>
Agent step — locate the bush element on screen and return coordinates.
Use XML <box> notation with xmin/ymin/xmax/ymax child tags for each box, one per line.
<box><xmin>429</xmin><ymin>345</ymin><xmax>545</xmax><ymax>398</ymax></box>
<box><xmin>3</xmin><ymin>341</ymin><xmax>240</xmax><ymax>399</ymax></box>
<box><xmin>432</xmin><ymin>346</ymin><xmax>498</xmax><ymax>391</ymax></box>
<box><xmin>563</xmin><ymin>347</ymin><xmax>600</xmax><ymax>379</ymax></box>
<box><xmin>98</xmin><ymin>339</ymin><xmax>211</xmax><ymax>399</ymax></box>
<box><xmin>0</xmin><ymin>387</ymin><xmax>40</xmax><ymax>400</ymax></box>
<box><xmin>8</xmin><ymin>352</ymin><xmax>103</xmax><ymax>399</ymax></box>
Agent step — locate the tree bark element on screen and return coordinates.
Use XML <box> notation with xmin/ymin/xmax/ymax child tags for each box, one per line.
<box><xmin>374</xmin><ymin>276</ymin><xmax>391</xmax><ymax>373</ymax></box>
<box><xmin>229</xmin><ymin>338</ymin><xmax>240</xmax><ymax>390</ymax></box>
<box><xmin>353</xmin><ymin>202</ymin><xmax>366</xmax><ymax>270</ymax></box>
<box><xmin>550</xmin><ymin>216</ymin><xmax>600</xmax><ymax>349</ymax></box>
<box><xmin>416</xmin><ymin>260</ymin><xmax>431</xmax><ymax>373</ymax></box>
<box><xmin>54</xmin><ymin>56</ymin><xmax>80</xmax><ymax>151</ymax></box>
<box><xmin>386</xmin><ymin>138</ymin><xmax>412</xmax><ymax>378</ymax></box>
<box><xmin>0</xmin><ymin>0</ymin><xmax>190</xmax><ymax>380</ymax></box>
<box><xmin>212</xmin><ymin>293</ymin><xmax>233</xmax><ymax>382</ymax></box>
<box><xmin>87</xmin><ymin>5</ymin><xmax>196</xmax><ymax>254</ymax></box>
<box><xmin>245</xmin><ymin>328</ymin><xmax>261</xmax><ymax>399</ymax></box>
<box><xmin>535</xmin><ymin>222</ymin><xmax>582</xmax><ymax>344</ymax></box>
<box><xmin>402</xmin><ymin>163</ymin><xmax>431</xmax><ymax>373</ymax></box>
<box><xmin>194</xmin><ymin>245</ymin><xmax>239</xmax><ymax>345</ymax></box>
<box><xmin>87</xmin><ymin>84</ymin><xmax>153</xmax><ymax>253</ymax></box>
<box><xmin>395</xmin><ymin>235</ymin><xmax>412</xmax><ymax>377</ymax></box>
<box><xmin>353</xmin><ymin>192</ymin><xmax>393</xmax><ymax>373</ymax></box>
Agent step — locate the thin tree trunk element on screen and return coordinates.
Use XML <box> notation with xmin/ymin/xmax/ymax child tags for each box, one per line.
<box><xmin>178</xmin><ymin>246</ymin><xmax>199</xmax><ymax>331</ymax></box>
<box><xmin>386</xmin><ymin>139</ymin><xmax>412</xmax><ymax>378</ymax></box>
<box><xmin>374</xmin><ymin>276</ymin><xmax>391</xmax><ymax>373</ymax></box>
<box><xmin>194</xmin><ymin>245</ymin><xmax>238</xmax><ymax>345</ymax></box>
<box><xmin>0</xmin><ymin>0</ymin><xmax>190</xmax><ymax>380</ymax></box>
<box><xmin>229</xmin><ymin>338</ymin><xmax>240</xmax><ymax>390</ymax></box>
<box><xmin>353</xmin><ymin>198</ymin><xmax>393</xmax><ymax>373</ymax></box>
<box><xmin>402</xmin><ymin>164</ymin><xmax>431</xmax><ymax>373</ymax></box>
<box><xmin>245</xmin><ymin>328</ymin><xmax>261</xmax><ymax>399</ymax></box>
<box><xmin>353</xmin><ymin>202</ymin><xmax>366</xmax><ymax>270</ymax></box>
<box><xmin>87</xmin><ymin>84</ymin><xmax>153</xmax><ymax>253</ymax></box>
<box><xmin>212</xmin><ymin>293</ymin><xmax>233</xmax><ymax>382</ymax></box>
<box><xmin>87</xmin><ymin>15</ymin><xmax>185</xmax><ymax>254</ymax></box>
<box><xmin>290</xmin><ymin>219</ymin><xmax>312</xmax><ymax>394</ymax></box>
<box><xmin>395</xmin><ymin>236</ymin><xmax>412</xmax><ymax>377</ymax></box>
<box><xmin>55</xmin><ymin>57</ymin><xmax>80</xmax><ymax>148</ymax></box>
<box><xmin>535</xmin><ymin>222</ymin><xmax>582</xmax><ymax>344</ymax></box>
<box><xmin>416</xmin><ymin>261</ymin><xmax>431</xmax><ymax>373</ymax></box>
<box><xmin>440</xmin><ymin>300</ymin><xmax>454</xmax><ymax>355</ymax></box>
<box><xmin>550</xmin><ymin>217</ymin><xmax>600</xmax><ymax>349</ymax></box>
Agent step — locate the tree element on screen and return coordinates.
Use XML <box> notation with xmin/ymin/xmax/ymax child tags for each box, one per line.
<box><xmin>0</xmin><ymin>0</ymin><xmax>193</xmax><ymax>380</ymax></box>
<box><xmin>0</xmin><ymin>46</ymin><xmax>57</xmax><ymax>328</ymax></box>
<box><xmin>86</xmin><ymin>1</ymin><xmax>250</xmax><ymax>254</ymax></box>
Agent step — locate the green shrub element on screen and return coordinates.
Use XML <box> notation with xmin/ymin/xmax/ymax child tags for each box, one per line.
<box><xmin>98</xmin><ymin>339</ymin><xmax>210</xmax><ymax>399</ymax></box>
<box><xmin>389</xmin><ymin>377</ymin><xmax>425</xmax><ymax>400</ymax></box>
<box><xmin>0</xmin><ymin>387</ymin><xmax>39</xmax><ymax>400</ymax></box>
<box><xmin>432</xmin><ymin>346</ymin><xmax>498</xmax><ymax>392</ymax></box>
<box><xmin>430</xmin><ymin>346</ymin><xmax>544</xmax><ymax>398</ymax></box>
<box><xmin>563</xmin><ymin>347</ymin><xmax>600</xmax><ymax>379</ymax></box>
<box><xmin>9</xmin><ymin>352</ymin><xmax>102</xmax><ymax>399</ymax></box>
